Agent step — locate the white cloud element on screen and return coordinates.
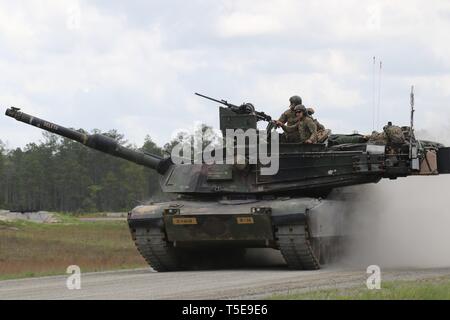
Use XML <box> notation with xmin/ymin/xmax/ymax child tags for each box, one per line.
<box><xmin>308</xmin><ymin>50</ymin><xmax>361</xmax><ymax>75</ymax></box>
<box><xmin>216</xmin><ymin>12</ymin><xmax>283</xmax><ymax>37</ymax></box>
<box><xmin>246</xmin><ymin>72</ymin><xmax>364</xmax><ymax>114</ymax></box>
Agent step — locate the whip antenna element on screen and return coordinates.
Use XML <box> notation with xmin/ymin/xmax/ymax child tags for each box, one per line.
<box><xmin>409</xmin><ymin>85</ymin><xmax>420</xmax><ymax>171</ymax></box>
<box><xmin>410</xmin><ymin>85</ymin><xmax>415</xmax><ymax>152</ymax></box>
<box><xmin>372</xmin><ymin>56</ymin><xmax>376</xmax><ymax>131</ymax></box>
<box><xmin>377</xmin><ymin>60</ymin><xmax>382</xmax><ymax>130</ymax></box>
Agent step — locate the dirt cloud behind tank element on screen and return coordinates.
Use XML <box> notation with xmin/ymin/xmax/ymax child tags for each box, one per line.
<box><xmin>339</xmin><ymin>175</ymin><xmax>450</xmax><ymax>268</ymax></box>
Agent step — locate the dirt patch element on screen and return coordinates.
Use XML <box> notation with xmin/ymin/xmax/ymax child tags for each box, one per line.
<box><xmin>0</xmin><ymin>211</ymin><xmax>60</xmax><ymax>224</ymax></box>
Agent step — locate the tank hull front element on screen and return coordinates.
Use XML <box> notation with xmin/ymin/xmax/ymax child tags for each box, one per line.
<box><xmin>127</xmin><ymin>198</ymin><xmax>347</xmax><ymax>271</ymax></box>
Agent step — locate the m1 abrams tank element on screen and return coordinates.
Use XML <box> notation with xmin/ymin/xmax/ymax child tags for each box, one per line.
<box><xmin>5</xmin><ymin>94</ymin><xmax>450</xmax><ymax>271</ymax></box>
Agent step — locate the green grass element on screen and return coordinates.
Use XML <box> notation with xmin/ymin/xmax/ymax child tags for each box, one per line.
<box><xmin>269</xmin><ymin>277</ymin><xmax>450</xmax><ymax>300</ymax></box>
<box><xmin>0</xmin><ymin>217</ymin><xmax>147</xmax><ymax>280</ymax></box>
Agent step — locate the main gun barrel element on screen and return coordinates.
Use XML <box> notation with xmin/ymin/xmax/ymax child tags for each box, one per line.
<box><xmin>5</xmin><ymin>107</ymin><xmax>172</xmax><ymax>174</ymax></box>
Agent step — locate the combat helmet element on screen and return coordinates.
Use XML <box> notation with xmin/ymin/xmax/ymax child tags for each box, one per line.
<box><xmin>306</xmin><ymin>107</ymin><xmax>315</xmax><ymax>116</ymax></box>
<box><xmin>294</xmin><ymin>105</ymin><xmax>306</xmax><ymax>113</ymax></box>
<box><xmin>289</xmin><ymin>95</ymin><xmax>302</xmax><ymax>106</ymax></box>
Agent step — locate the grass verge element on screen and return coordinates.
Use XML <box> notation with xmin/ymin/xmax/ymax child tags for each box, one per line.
<box><xmin>0</xmin><ymin>217</ymin><xmax>147</xmax><ymax>280</ymax></box>
<box><xmin>269</xmin><ymin>276</ymin><xmax>450</xmax><ymax>300</ymax></box>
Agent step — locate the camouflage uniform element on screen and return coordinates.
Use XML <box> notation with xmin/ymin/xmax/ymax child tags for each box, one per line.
<box><xmin>313</xmin><ymin>119</ymin><xmax>332</xmax><ymax>143</ymax></box>
<box><xmin>278</xmin><ymin>108</ymin><xmax>298</xmax><ymax>126</ymax></box>
<box><xmin>278</xmin><ymin>109</ymin><xmax>300</xmax><ymax>142</ymax></box>
<box><xmin>383</xmin><ymin>123</ymin><xmax>405</xmax><ymax>144</ymax></box>
<box><xmin>306</xmin><ymin>107</ymin><xmax>328</xmax><ymax>142</ymax></box>
<box><xmin>298</xmin><ymin>116</ymin><xmax>317</xmax><ymax>143</ymax></box>
<box><xmin>368</xmin><ymin>131</ymin><xmax>387</xmax><ymax>144</ymax></box>
<box><xmin>313</xmin><ymin>119</ymin><xmax>325</xmax><ymax>131</ymax></box>
<box><xmin>368</xmin><ymin>122</ymin><xmax>406</xmax><ymax>145</ymax></box>
<box><xmin>283</xmin><ymin>116</ymin><xmax>317</xmax><ymax>143</ymax></box>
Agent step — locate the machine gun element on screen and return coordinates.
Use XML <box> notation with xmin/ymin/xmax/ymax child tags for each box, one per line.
<box><xmin>195</xmin><ymin>92</ymin><xmax>272</xmax><ymax>122</ymax></box>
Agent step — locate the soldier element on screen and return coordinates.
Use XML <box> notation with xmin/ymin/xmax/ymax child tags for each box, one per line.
<box><xmin>366</xmin><ymin>130</ymin><xmax>386</xmax><ymax>144</ymax></box>
<box><xmin>383</xmin><ymin>121</ymin><xmax>405</xmax><ymax>144</ymax></box>
<box><xmin>275</xmin><ymin>95</ymin><xmax>303</xmax><ymax>142</ymax></box>
<box><xmin>307</xmin><ymin>107</ymin><xmax>330</xmax><ymax>143</ymax></box>
<box><xmin>276</xmin><ymin>105</ymin><xmax>317</xmax><ymax>143</ymax></box>
<box><xmin>366</xmin><ymin>122</ymin><xmax>405</xmax><ymax>145</ymax></box>
<box><xmin>306</xmin><ymin>107</ymin><xmax>324</xmax><ymax>131</ymax></box>
<box><xmin>278</xmin><ymin>95</ymin><xmax>303</xmax><ymax>125</ymax></box>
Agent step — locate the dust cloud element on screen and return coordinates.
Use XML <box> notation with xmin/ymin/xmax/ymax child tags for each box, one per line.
<box><xmin>416</xmin><ymin>127</ymin><xmax>450</xmax><ymax>147</ymax></box>
<box><xmin>342</xmin><ymin>175</ymin><xmax>450</xmax><ymax>268</ymax></box>
<box><xmin>242</xmin><ymin>175</ymin><xmax>450</xmax><ymax>270</ymax></box>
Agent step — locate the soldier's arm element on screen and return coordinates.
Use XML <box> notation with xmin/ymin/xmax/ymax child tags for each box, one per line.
<box><xmin>316</xmin><ymin>120</ymin><xmax>325</xmax><ymax>131</ymax></box>
<box><xmin>281</xmin><ymin>123</ymin><xmax>298</xmax><ymax>133</ymax></box>
<box><xmin>278</xmin><ymin>112</ymin><xmax>288</xmax><ymax>124</ymax></box>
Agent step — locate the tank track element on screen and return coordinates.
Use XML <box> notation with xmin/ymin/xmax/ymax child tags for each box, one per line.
<box><xmin>275</xmin><ymin>224</ymin><xmax>320</xmax><ymax>270</ymax></box>
<box><xmin>133</xmin><ymin>223</ymin><xmax>321</xmax><ymax>271</ymax></box>
<box><xmin>134</xmin><ymin>227</ymin><xmax>180</xmax><ymax>272</ymax></box>
<box><xmin>133</xmin><ymin>226</ymin><xmax>247</xmax><ymax>271</ymax></box>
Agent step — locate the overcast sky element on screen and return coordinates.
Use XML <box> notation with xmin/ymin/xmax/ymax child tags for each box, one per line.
<box><xmin>1</xmin><ymin>0</ymin><xmax>450</xmax><ymax>148</ymax></box>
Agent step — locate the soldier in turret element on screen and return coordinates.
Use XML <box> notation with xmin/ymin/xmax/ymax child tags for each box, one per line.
<box><xmin>307</xmin><ymin>107</ymin><xmax>330</xmax><ymax>143</ymax></box>
<box><xmin>276</xmin><ymin>105</ymin><xmax>317</xmax><ymax>143</ymax></box>
<box><xmin>275</xmin><ymin>95</ymin><xmax>303</xmax><ymax>142</ymax></box>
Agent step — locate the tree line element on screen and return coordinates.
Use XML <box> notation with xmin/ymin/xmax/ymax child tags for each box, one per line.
<box><xmin>0</xmin><ymin>124</ymin><xmax>217</xmax><ymax>213</ymax></box>
<box><xmin>0</xmin><ymin>130</ymin><xmax>173</xmax><ymax>213</ymax></box>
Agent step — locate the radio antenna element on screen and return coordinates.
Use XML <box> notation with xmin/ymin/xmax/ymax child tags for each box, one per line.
<box><xmin>372</xmin><ymin>56</ymin><xmax>376</xmax><ymax>131</ymax></box>
<box><xmin>409</xmin><ymin>85</ymin><xmax>415</xmax><ymax>158</ymax></box>
<box><xmin>376</xmin><ymin>60</ymin><xmax>382</xmax><ymax>130</ymax></box>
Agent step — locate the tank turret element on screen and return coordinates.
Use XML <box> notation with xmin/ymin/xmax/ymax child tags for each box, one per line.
<box><xmin>5</xmin><ymin>105</ymin><xmax>450</xmax><ymax>196</ymax></box>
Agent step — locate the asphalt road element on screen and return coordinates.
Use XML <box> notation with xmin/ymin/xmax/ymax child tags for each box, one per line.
<box><xmin>1</xmin><ymin>265</ymin><xmax>450</xmax><ymax>300</ymax></box>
